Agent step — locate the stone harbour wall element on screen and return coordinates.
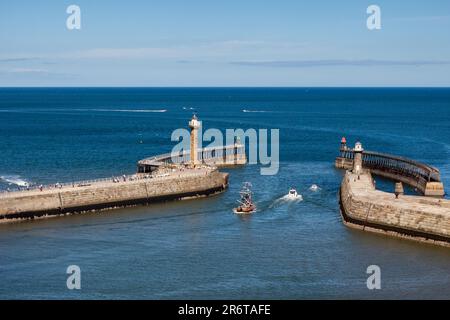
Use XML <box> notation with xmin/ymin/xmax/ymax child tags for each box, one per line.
<box><xmin>0</xmin><ymin>170</ymin><xmax>229</xmax><ymax>223</ymax></box>
<box><xmin>340</xmin><ymin>171</ymin><xmax>450</xmax><ymax>247</ymax></box>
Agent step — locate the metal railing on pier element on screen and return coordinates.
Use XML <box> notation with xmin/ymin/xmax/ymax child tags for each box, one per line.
<box><xmin>0</xmin><ymin>167</ymin><xmax>214</xmax><ymax>199</ymax></box>
<box><xmin>338</xmin><ymin>148</ymin><xmax>441</xmax><ymax>191</ymax></box>
<box><xmin>137</xmin><ymin>143</ymin><xmax>245</xmax><ymax>170</ymax></box>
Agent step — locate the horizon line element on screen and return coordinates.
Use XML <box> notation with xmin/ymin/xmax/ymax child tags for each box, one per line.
<box><xmin>1</xmin><ymin>86</ymin><xmax>450</xmax><ymax>89</ymax></box>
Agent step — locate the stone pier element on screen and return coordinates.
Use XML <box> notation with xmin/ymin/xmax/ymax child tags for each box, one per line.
<box><xmin>340</xmin><ymin>170</ymin><xmax>450</xmax><ymax>246</ymax></box>
<box><xmin>338</xmin><ymin>141</ymin><xmax>450</xmax><ymax>247</ymax></box>
<box><xmin>0</xmin><ymin>168</ymin><xmax>228</xmax><ymax>223</ymax></box>
<box><xmin>0</xmin><ymin>116</ymin><xmax>245</xmax><ymax>224</ymax></box>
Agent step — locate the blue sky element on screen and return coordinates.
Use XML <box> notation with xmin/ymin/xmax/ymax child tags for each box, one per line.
<box><xmin>0</xmin><ymin>0</ymin><xmax>449</xmax><ymax>86</ymax></box>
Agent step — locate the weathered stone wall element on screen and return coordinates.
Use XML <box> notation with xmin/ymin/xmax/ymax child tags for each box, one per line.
<box><xmin>0</xmin><ymin>192</ymin><xmax>61</xmax><ymax>215</ymax></box>
<box><xmin>0</xmin><ymin>170</ymin><xmax>228</xmax><ymax>222</ymax></box>
<box><xmin>335</xmin><ymin>157</ymin><xmax>353</xmax><ymax>170</ymax></box>
<box><xmin>340</xmin><ymin>171</ymin><xmax>450</xmax><ymax>247</ymax></box>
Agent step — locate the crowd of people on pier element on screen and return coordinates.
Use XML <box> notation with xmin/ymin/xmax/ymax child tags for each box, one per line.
<box><xmin>1</xmin><ymin>164</ymin><xmax>214</xmax><ymax>196</ymax></box>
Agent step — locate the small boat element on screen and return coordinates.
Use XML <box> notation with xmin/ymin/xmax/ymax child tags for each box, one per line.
<box><xmin>233</xmin><ymin>182</ymin><xmax>256</xmax><ymax>214</ymax></box>
<box><xmin>287</xmin><ymin>188</ymin><xmax>299</xmax><ymax>199</ymax></box>
<box><xmin>309</xmin><ymin>184</ymin><xmax>319</xmax><ymax>192</ymax></box>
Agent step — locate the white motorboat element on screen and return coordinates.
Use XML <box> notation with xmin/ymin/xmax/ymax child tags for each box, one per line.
<box><xmin>287</xmin><ymin>188</ymin><xmax>299</xmax><ymax>199</ymax></box>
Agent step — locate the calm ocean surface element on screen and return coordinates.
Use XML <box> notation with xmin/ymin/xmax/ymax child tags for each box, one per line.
<box><xmin>0</xmin><ymin>88</ymin><xmax>449</xmax><ymax>299</ymax></box>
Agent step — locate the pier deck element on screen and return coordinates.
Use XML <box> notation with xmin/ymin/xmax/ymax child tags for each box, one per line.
<box><xmin>0</xmin><ymin>167</ymin><xmax>211</xmax><ymax>199</ymax></box>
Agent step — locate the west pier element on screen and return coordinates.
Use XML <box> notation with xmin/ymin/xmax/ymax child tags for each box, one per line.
<box><xmin>337</xmin><ymin>140</ymin><xmax>450</xmax><ymax>247</ymax></box>
<box><xmin>0</xmin><ymin>116</ymin><xmax>246</xmax><ymax>223</ymax></box>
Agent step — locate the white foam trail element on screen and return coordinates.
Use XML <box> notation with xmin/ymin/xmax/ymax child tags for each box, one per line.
<box><xmin>0</xmin><ymin>175</ymin><xmax>30</xmax><ymax>187</ymax></box>
<box><xmin>0</xmin><ymin>108</ymin><xmax>168</xmax><ymax>114</ymax></box>
<box><xmin>270</xmin><ymin>194</ymin><xmax>303</xmax><ymax>208</ymax></box>
<box><xmin>91</xmin><ymin>109</ymin><xmax>167</xmax><ymax>113</ymax></box>
<box><xmin>242</xmin><ymin>109</ymin><xmax>270</xmax><ymax>113</ymax></box>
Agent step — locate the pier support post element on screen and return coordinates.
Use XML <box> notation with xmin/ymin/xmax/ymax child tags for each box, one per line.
<box><xmin>394</xmin><ymin>182</ymin><xmax>404</xmax><ymax>198</ymax></box>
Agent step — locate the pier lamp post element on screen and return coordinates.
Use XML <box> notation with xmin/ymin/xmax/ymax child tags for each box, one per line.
<box><xmin>353</xmin><ymin>141</ymin><xmax>364</xmax><ymax>177</ymax></box>
<box><xmin>340</xmin><ymin>136</ymin><xmax>348</xmax><ymax>159</ymax></box>
<box><xmin>395</xmin><ymin>182</ymin><xmax>404</xmax><ymax>199</ymax></box>
<box><xmin>189</xmin><ymin>114</ymin><xmax>201</xmax><ymax>166</ymax></box>
<box><xmin>340</xmin><ymin>137</ymin><xmax>347</xmax><ymax>152</ymax></box>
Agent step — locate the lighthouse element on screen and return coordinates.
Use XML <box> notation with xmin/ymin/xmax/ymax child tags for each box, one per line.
<box><xmin>189</xmin><ymin>114</ymin><xmax>201</xmax><ymax>166</ymax></box>
<box><xmin>353</xmin><ymin>141</ymin><xmax>364</xmax><ymax>175</ymax></box>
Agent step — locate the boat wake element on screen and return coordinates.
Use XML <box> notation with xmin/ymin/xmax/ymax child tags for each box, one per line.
<box><xmin>269</xmin><ymin>194</ymin><xmax>303</xmax><ymax>208</ymax></box>
<box><xmin>91</xmin><ymin>109</ymin><xmax>167</xmax><ymax>113</ymax></box>
<box><xmin>242</xmin><ymin>109</ymin><xmax>271</xmax><ymax>113</ymax></box>
<box><xmin>0</xmin><ymin>175</ymin><xmax>31</xmax><ymax>187</ymax></box>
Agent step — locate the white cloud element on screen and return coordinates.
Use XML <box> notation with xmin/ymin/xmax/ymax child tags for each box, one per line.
<box><xmin>0</xmin><ymin>40</ymin><xmax>309</xmax><ymax>65</ymax></box>
<box><xmin>231</xmin><ymin>59</ymin><xmax>450</xmax><ymax>68</ymax></box>
<box><xmin>61</xmin><ymin>40</ymin><xmax>306</xmax><ymax>60</ymax></box>
<box><xmin>10</xmin><ymin>68</ymin><xmax>49</xmax><ymax>73</ymax></box>
<box><xmin>390</xmin><ymin>15</ymin><xmax>450</xmax><ymax>22</ymax></box>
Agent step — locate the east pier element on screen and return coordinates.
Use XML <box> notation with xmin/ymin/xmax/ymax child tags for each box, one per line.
<box><xmin>337</xmin><ymin>140</ymin><xmax>450</xmax><ymax>247</ymax></box>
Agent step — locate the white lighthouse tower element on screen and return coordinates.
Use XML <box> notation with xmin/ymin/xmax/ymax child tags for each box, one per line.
<box><xmin>353</xmin><ymin>141</ymin><xmax>364</xmax><ymax>175</ymax></box>
<box><xmin>189</xmin><ymin>114</ymin><xmax>201</xmax><ymax>166</ymax></box>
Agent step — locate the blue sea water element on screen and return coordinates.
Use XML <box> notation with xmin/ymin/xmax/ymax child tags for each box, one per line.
<box><xmin>0</xmin><ymin>87</ymin><xmax>449</xmax><ymax>299</ymax></box>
